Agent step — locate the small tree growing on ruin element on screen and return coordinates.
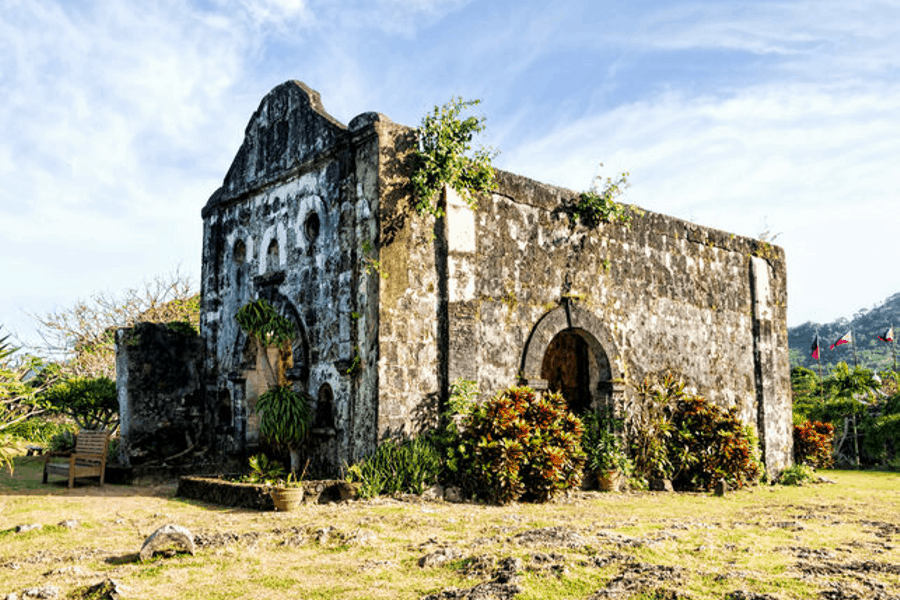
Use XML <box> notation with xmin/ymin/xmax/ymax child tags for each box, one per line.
<box><xmin>411</xmin><ymin>97</ymin><xmax>498</xmax><ymax>218</ymax></box>
<box><xmin>572</xmin><ymin>166</ymin><xmax>641</xmax><ymax>229</ymax></box>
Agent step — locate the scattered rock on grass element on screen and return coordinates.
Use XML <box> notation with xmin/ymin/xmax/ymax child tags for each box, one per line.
<box><xmin>420</xmin><ymin>581</ymin><xmax>522</xmax><ymax>600</ymax></box>
<box><xmin>419</xmin><ymin>547</ymin><xmax>461</xmax><ymax>568</ymax></box>
<box><xmin>78</xmin><ymin>580</ymin><xmax>125</xmax><ymax>600</ymax></box>
<box><xmin>511</xmin><ymin>526</ymin><xmax>589</xmax><ymax>549</ymax></box>
<box><xmin>139</xmin><ymin>524</ymin><xmax>195</xmax><ymax>562</ymax></box>
<box><xmin>44</xmin><ymin>565</ymin><xmax>88</xmax><ymax>577</ymax></box>
<box><xmin>20</xmin><ymin>587</ymin><xmax>59</xmax><ymax>599</ymax></box>
<box><xmin>725</xmin><ymin>592</ymin><xmax>780</xmax><ymax>600</ymax></box>
<box><xmin>15</xmin><ymin>524</ymin><xmax>41</xmax><ymax>534</ymax></box>
<box><xmin>588</xmin><ymin>562</ymin><xmax>683</xmax><ymax>598</ymax></box>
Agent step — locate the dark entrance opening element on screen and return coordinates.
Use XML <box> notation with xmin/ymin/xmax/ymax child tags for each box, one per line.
<box><xmin>541</xmin><ymin>329</ymin><xmax>592</xmax><ymax>414</ymax></box>
<box><xmin>539</xmin><ymin>327</ymin><xmax>613</xmax><ymax>415</ymax></box>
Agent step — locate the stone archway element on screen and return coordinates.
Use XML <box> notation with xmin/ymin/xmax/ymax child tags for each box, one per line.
<box><xmin>234</xmin><ymin>290</ymin><xmax>310</xmax><ymax>446</ymax></box>
<box><xmin>521</xmin><ymin>304</ymin><xmax>623</xmax><ymax>413</ymax></box>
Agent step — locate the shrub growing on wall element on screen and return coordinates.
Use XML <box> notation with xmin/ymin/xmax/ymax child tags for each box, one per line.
<box><xmin>457</xmin><ymin>386</ymin><xmax>585</xmax><ymax>504</ymax></box>
<box><xmin>411</xmin><ymin>97</ymin><xmax>497</xmax><ymax>218</ymax></box>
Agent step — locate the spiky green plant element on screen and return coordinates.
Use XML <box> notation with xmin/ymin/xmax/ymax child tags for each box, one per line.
<box><xmin>256</xmin><ymin>384</ymin><xmax>311</xmax><ymax>476</ymax></box>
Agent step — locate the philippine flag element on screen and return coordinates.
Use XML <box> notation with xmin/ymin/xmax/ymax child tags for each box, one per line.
<box><xmin>878</xmin><ymin>327</ymin><xmax>894</xmax><ymax>343</ymax></box>
<box><xmin>829</xmin><ymin>331</ymin><xmax>852</xmax><ymax>350</ymax></box>
<box><xmin>811</xmin><ymin>335</ymin><xmax>820</xmax><ymax>360</ymax></box>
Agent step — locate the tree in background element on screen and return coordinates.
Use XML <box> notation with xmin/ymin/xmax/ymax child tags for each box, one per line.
<box><xmin>29</xmin><ymin>270</ymin><xmax>199</xmax><ymax>380</ymax></box>
<box><xmin>791</xmin><ymin>362</ymin><xmax>899</xmax><ymax>467</ymax></box>
<box><xmin>40</xmin><ymin>376</ymin><xmax>119</xmax><ymax>433</ymax></box>
<box><xmin>823</xmin><ymin>362</ymin><xmax>880</xmax><ymax>467</ymax></box>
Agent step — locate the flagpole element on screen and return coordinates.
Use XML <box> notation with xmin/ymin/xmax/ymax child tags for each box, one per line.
<box><xmin>851</xmin><ymin>328</ymin><xmax>859</xmax><ymax>368</ymax></box>
<box><xmin>815</xmin><ymin>325</ymin><xmax>824</xmax><ymax>402</ymax></box>
<box><xmin>893</xmin><ymin>323</ymin><xmax>897</xmax><ymax>373</ymax></box>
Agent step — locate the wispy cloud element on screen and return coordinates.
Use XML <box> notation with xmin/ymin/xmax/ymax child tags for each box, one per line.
<box><xmin>498</xmin><ymin>1</ymin><xmax>900</xmax><ymax>326</ymax></box>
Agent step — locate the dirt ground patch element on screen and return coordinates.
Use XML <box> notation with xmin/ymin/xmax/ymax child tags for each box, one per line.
<box><xmin>1</xmin><ymin>458</ymin><xmax>898</xmax><ymax>600</ymax></box>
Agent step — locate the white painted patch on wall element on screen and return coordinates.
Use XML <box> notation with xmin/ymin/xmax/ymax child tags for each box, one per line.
<box><xmin>446</xmin><ymin>187</ymin><xmax>476</xmax><ymax>254</ymax></box>
<box><xmin>449</xmin><ymin>255</ymin><xmax>476</xmax><ymax>302</ymax></box>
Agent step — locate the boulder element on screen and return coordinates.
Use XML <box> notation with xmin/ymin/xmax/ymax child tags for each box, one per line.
<box><xmin>139</xmin><ymin>524</ymin><xmax>195</xmax><ymax>562</ymax></box>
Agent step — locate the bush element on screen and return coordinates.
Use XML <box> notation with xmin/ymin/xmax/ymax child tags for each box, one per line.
<box><xmin>668</xmin><ymin>395</ymin><xmax>762</xmax><ymax>491</ymax></box>
<box><xmin>242</xmin><ymin>453</ymin><xmax>286</xmax><ymax>484</ymax></box>
<box><xmin>626</xmin><ymin>374</ymin><xmax>679</xmax><ymax>481</ymax></box>
<box><xmin>49</xmin><ymin>430</ymin><xmax>76</xmax><ymax>453</ymax></box>
<box><xmin>793</xmin><ymin>420</ymin><xmax>835</xmax><ymax>468</ymax></box>
<box><xmin>457</xmin><ymin>386</ymin><xmax>585</xmax><ymax>504</ymax></box>
<box><xmin>581</xmin><ymin>407</ymin><xmax>630</xmax><ymax>474</ymax></box>
<box><xmin>41</xmin><ymin>376</ymin><xmax>118</xmax><ymax>431</ymax></box>
<box><xmin>429</xmin><ymin>379</ymin><xmax>480</xmax><ymax>491</ymax></box>
<box><xmin>5</xmin><ymin>417</ymin><xmax>76</xmax><ymax>443</ymax></box>
<box><xmin>345</xmin><ymin>436</ymin><xmax>442</xmax><ymax>499</ymax></box>
<box><xmin>777</xmin><ymin>464</ymin><xmax>816</xmax><ymax>486</ymax></box>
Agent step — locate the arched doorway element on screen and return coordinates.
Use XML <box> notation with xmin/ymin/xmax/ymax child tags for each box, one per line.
<box><xmin>234</xmin><ymin>292</ymin><xmax>310</xmax><ymax>447</ymax></box>
<box><xmin>540</xmin><ymin>328</ymin><xmax>612</xmax><ymax>414</ymax></box>
<box><xmin>521</xmin><ymin>305</ymin><xmax>623</xmax><ymax>414</ymax></box>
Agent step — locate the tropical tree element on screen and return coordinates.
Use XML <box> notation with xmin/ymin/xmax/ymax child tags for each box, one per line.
<box><xmin>822</xmin><ymin>362</ymin><xmax>880</xmax><ymax>466</ymax></box>
<box><xmin>235</xmin><ymin>299</ymin><xmax>311</xmax><ymax>475</ymax></box>
<box><xmin>40</xmin><ymin>376</ymin><xmax>119</xmax><ymax>432</ymax></box>
<box><xmin>0</xmin><ymin>327</ymin><xmax>57</xmax><ymax>472</ymax></box>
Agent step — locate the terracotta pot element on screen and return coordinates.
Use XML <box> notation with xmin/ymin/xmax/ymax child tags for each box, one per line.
<box><xmin>271</xmin><ymin>486</ymin><xmax>305</xmax><ymax>511</ymax></box>
<box><xmin>596</xmin><ymin>469</ymin><xmax>622</xmax><ymax>492</ymax></box>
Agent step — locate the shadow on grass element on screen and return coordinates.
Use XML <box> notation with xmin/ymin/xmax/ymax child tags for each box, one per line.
<box><xmin>0</xmin><ymin>455</ymin><xmax>176</xmax><ymax>499</ymax></box>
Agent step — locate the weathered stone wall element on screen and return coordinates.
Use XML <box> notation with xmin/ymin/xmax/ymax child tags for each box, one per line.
<box><xmin>199</xmin><ymin>82</ymin><xmax>383</xmax><ymax>476</ymax></box>
<box><xmin>115</xmin><ymin>323</ymin><xmax>204</xmax><ymax>468</ymax></box>
<box><xmin>442</xmin><ymin>170</ymin><xmax>792</xmax><ymax>473</ymax></box>
<box><xmin>374</xmin><ymin>122</ymin><xmax>443</xmax><ymax>439</ymax></box>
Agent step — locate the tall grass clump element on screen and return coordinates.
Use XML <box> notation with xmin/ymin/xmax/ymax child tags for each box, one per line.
<box><xmin>345</xmin><ymin>437</ymin><xmax>442</xmax><ymax>499</ymax></box>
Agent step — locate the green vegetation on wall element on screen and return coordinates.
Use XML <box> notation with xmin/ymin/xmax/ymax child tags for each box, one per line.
<box><xmin>572</xmin><ymin>168</ymin><xmax>642</xmax><ymax>228</ymax></box>
<box><xmin>411</xmin><ymin>97</ymin><xmax>497</xmax><ymax>219</ymax></box>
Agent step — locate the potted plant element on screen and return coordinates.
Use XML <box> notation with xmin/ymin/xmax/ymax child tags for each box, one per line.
<box><xmin>582</xmin><ymin>407</ymin><xmax>631</xmax><ymax>492</ymax></box>
<box><xmin>270</xmin><ymin>472</ymin><xmax>305</xmax><ymax>511</ymax></box>
<box><xmin>243</xmin><ymin>453</ymin><xmax>307</xmax><ymax>511</ymax></box>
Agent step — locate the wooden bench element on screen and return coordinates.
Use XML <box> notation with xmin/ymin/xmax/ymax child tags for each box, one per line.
<box><xmin>43</xmin><ymin>430</ymin><xmax>110</xmax><ymax>488</ymax></box>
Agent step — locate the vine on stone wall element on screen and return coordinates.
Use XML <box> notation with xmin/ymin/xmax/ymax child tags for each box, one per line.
<box><xmin>411</xmin><ymin>97</ymin><xmax>498</xmax><ymax>219</ymax></box>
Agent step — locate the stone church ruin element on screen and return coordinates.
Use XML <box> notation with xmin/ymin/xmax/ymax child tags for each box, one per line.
<box><xmin>116</xmin><ymin>80</ymin><xmax>792</xmax><ymax>478</ymax></box>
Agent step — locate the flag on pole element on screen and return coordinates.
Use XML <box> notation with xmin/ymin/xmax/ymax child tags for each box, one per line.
<box><xmin>830</xmin><ymin>331</ymin><xmax>852</xmax><ymax>350</ymax></box>
<box><xmin>811</xmin><ymin>335</ymin><xmax>820</xmax><ymax>360</ymax></box>
<box><xmin>878</xmin><ymin>327</ymin><xmax>894</xmax><ymax>343</ymax></box>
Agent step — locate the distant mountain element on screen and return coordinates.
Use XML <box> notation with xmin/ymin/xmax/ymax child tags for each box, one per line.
<box><xmin>788</xmin><ymin>292</ymin><xmax>900</xmax><ymax>372</ymax></box>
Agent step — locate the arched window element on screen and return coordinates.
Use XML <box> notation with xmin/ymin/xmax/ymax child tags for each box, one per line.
<box><xmin>304</xmin><ymin>212</ymin><xmax>320</xmax><ymax>246</ymax></box>
<box><xmin>233</xmin><ymin>239</ymin><xmax>246</xmax><ymax>265</ymax></box>
<box><xmin>266</xmin><ymin>238</ymin><xmax>279</xmax><ymax>270</ymax></box>
<box><xmin>315</xmin><ymin>383</ymin><xmax>335</xmax><ymax>429</ymax></box>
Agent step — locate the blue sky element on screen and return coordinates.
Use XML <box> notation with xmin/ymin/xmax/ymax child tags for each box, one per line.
<box><xmin>2</xmin><ymin>0</ymin><xmax>899</xmax><ymax>347</ymax></box>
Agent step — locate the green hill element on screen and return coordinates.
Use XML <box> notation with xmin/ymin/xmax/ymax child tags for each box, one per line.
<box><xmin>788</xmin><ymin>292</ymin><xmax>900</xmax><ymax>372</ymax></box>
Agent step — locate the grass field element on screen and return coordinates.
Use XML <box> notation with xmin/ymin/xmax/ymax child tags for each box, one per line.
<box><xmin>1</xmin><ymin>455</ymin><xmax>897</xmax><ymax>600</ymax></box>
